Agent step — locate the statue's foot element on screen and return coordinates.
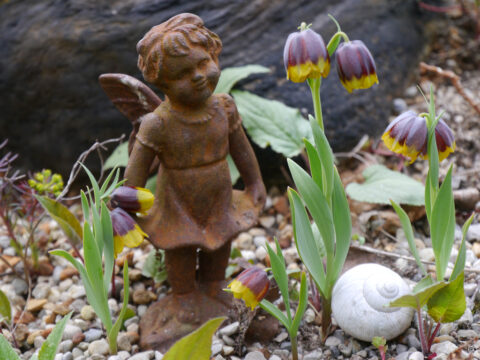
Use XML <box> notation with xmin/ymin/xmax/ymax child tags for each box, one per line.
<box><xmin>199</xmin><ymin>279</ymin><xmax>234</xmax><ymax>309</ymax></box>
<box><xmin>139</xmin><ymin>289</ymin><xmax>230</xmax><ymax>352</ymax></box>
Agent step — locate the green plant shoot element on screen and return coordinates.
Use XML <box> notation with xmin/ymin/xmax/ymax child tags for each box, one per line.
<box><xmin>259</xmin><ymin>238</ymin><xmax>308</xmax><ymax>360</ymax></box>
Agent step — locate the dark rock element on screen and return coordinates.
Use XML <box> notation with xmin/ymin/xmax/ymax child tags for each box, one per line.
<box><xmin>1</xmin><ymin>0</ymin><xmax>430</xmax><ymax>182</ymax></box>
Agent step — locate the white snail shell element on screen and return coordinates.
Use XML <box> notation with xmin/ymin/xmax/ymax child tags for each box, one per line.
<box><xmin>332</xmin><ymin>263</ymin><xmax>414</xmax><ymax>341</ymax></box>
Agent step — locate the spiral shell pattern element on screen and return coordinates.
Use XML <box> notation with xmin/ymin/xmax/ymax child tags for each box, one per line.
<box><xmin>332</xmin><ymin>263</ymin><xmax>414</xmax><ymax>341</ymax></box>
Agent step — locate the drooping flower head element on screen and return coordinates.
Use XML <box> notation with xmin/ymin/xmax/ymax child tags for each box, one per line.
<box><xmin>228</xmin><ymin>267</ymin><xmax>270</xmax><ymax>310</ymax></box>
<box><xmin>283</xmin><ymin>26</ymin><xmax>330</xmax><ymax>83</ymax></box>
<box><xmin>336</xmin><ymin>40</ymin><xmax>378</xmax><ymax>93</ymax></box>
<box><xmin>111</xmin><ymin>186</ymin><xmax>154</xmax><ymax>215</ymax></box>
<box><xmin>381</xmin><ymin>110</ymin><xmax>455</xmax><ymax>163</ymax></box>
<box><xmin>110</xmin><ymin>207</ymin><xmax>148</xmax><ymax>258</ymax></box>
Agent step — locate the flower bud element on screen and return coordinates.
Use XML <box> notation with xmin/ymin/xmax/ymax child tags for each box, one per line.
<box><xmin>110</xmin><ymin>207</ymin><xmax>148</xmax><ymax>258</ymax></box>
<box><xmin>110</xmin><ymin>186</ymin><xmax>154</xmax><ymax>215</ymax></box>
<box><xmin>228</xmin><ymin>267</ymin><xmax>269</xmax><ymax>310</ymax></box>
<box><xmin>336</xmin><ymin>40</ymin><xmax>378</xmax><ymax>93</ymax></box>
<box><xmin>283</xmin><ymin>27</ymin><xmax>330</xmax><ymax>83</ymax></box>
<box><xmin>381</xmin><ymin>110</ymin><xmax>455</xmax><ymax>163</ymax></box>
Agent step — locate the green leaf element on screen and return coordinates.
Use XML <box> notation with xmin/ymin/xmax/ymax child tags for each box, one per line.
<box><xmin>0</xmin><ymin>289</ymin><xmax>11</xmax><ymax>324</ymax></box>
<box><xmin>145</xmin><ymin>175</ymin><xmax>157</xmax><ymax>193</ymax></box>
<box><xmin>80</xmin><ymin>191</ymin><xmax>90</xmax><ymax>225</ymax></box>
<box><xmin>451</xmin><ymin>214</ymin><xmax>474</xmax><ymax>281</ymax></box>
<box><xmin>142</xmin><ymin>249</ymin><xmax>168</xmax><ymax>284</ymax></box>
<box><xmin>90</xmin><ymin>199</ymin><xmax>104</xmax><ymax>257</ymax></box>
<box><xmin>372</xmin><ymin>336</ymin><xmax>387</xmax><ymax>349</ymax></box>
<box><xmin>0</xmin><ymin>334</ymin><xmax>21</xmax><ymax>360</ymax></box>
<box><xmin>108</xmin><ymin>262</ymin><xmax>130</xmax><ymax>354</ymax></box>
<box><xmin>232</xmin><ymin>90</ymin><xmax>312</xmax><ymax>157</ymax></box>
<box><xmin>100</xmin><ymin>168</ymin><xmax>121</xmax><ymax>199</ymax></box>
<box><xmin>214</xmin><ymin>65</ymin><xmax>270</xmax><ymax>94</ymax></box>
<box><xmin>288</xmin><ymin>189</ymin><xmax>327</xmax><ymax>295</ymax></box>
<box><xmin>309</xmin><ymin>115</ymin><xmax>334</xmax><ymax>200</ymax></box>
<box><xmin>35</xmin><ymin>195</ymin><xmax>82</xmax><ymax>244</ymax></box>
<box><xmin>227</xmin><ymin>154</ymin><xmax>240</xmax><ymax>185</ymax></box>
<box><xmin>291</xmin><ymin>272</ymin><xmax>308</xmax><ymax>335</ymax></box>
<box><xmin>83</xmin><ymin>221</ymin><xmax>107</xmax><ymax>303</ymax></box>
<box><xmin>331</xmin><ymin>168</ymin><xmax>352</xmax><ymax>283</ymax></box>
<box><xmin>311</xmin><ymin>223</ymin><xmax>327</xmax><ymax>258</ymax></box>
<box><xmin>288</xmin><ymin>159</ymin><xmax>335</xmax><ymax>256</ymax></box>
<box><xmin>345</xmin><ymin>164</ymin><xmax>425</xmax><ymax>206</ymax></box>
<box><xmin>104</xmin><ymin>142</ymin><xmax>129</xmax><ymax>170</ymax></box>
<box><xmin>38</xmin><ymin>312</ymin><xmax>72</xmax><ymax>360</ymax></box>
<box><xmin>101</xmin><ymin>202</ymin><xmax>114</xmax><ymax>294</ymax></box>
<box><xmin>163</xmin><ymin>317</ymin><xmax>226</xmax><ymax>360</ymax></box>
<box><xmin>304</xmin><ymin>139</ymin><xmax>323</xmax><ymax>190</ymax></box>
<box><xmin>389</xmin><ymin>281</ymin><xmax>447</xmax><ymax>309</ymax></box>
<box><xmin>50</xmin><ymin>250</ymin><xmax>112</xmax><ymax>332</ymax></box>
<box><xmin>266</xmin><ymin>239</ymin><xmax>291</xmax><ymax>322</ymax></box>
<box><xmin>81</xmin><ymin>164</ymin><xmax>101</xmax><ymax>211</ymax></box>
<box><xmin>413</xmin><ymin>275</ymin><xmax>435</xmax><ymax>294</ymax></box>
<box><xmin>390</xmin><ymin>200</ymin><xmax>426</xmax><ymax>276</ymax></box>
<box><xmin>259</xmin><ymin>300</ymin><xmax>290</xmax><ymax>330</ymax></box>
<box><xmin>430</xmin><ymin>166</ymin><xmax>455</xmax><ymax>280</ymax></box>
<box><xmin>427</xmin><ymin>272</ymin><xmax>466</xmax><ymax>323</ymax></box>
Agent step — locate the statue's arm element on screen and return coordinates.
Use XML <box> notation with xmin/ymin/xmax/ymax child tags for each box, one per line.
<box><xmin>227</xmin><ymin>100</ymin><xmax>266</xmax><ymax>207</ymax></box>
<box><xmin>124</xmin><ymin>141</ymin><xmax>155</xmax><ymax>187</ymax></box>
<box><xmin>124</xmin><ymin>112</ymin><xmax>162</xmax><ymax>187</ymax></box>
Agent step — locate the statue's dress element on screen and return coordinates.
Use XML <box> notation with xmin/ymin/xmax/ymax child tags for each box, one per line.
<box><xmin>135</xmin><ymin>94</ymin><xmax>256</xmax><ymax>251</ymax></box>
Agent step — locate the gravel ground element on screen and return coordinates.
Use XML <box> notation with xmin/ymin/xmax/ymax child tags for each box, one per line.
<box><xmin>1</xmin><ymin>12</ymin><xmax>480</xmax><ymax>360</ymax></box>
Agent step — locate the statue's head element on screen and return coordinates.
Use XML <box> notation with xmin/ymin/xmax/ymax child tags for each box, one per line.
<box><xmin>137</xmin><ymin>13</ymin><xmax>222</xmax><ymax>93</ymax></box>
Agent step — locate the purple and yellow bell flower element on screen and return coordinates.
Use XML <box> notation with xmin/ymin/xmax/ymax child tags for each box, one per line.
<box><xmin>336</xmin><ymin>40</ymin><xmax>378</xmax><ymax>93</ymax></box>
<box><xmin>283</xmin><ymin>26</ymin><xmax>330</xmax><ymax>83</ymax></box>
<box><xmin>381</xmin><ymin>110</ymin><xmax>455</xmax><ymax>163</ymax></box>
<box><xmin>110</xmin><ymin>207</ymin><xmax>148</xmax><ymax>258</ymax></box>
<box><xmin>110</xmin><ymin>186</ymin><xmax>154</xmax><ymax>215</ymax></box>
<box><xmin>228</xmin><ymin>267</ymin><xmax>270</xmax><ymax>310</ymax></box>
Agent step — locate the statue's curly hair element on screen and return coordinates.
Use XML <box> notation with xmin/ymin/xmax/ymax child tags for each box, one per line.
<box><xmin>137</xmin><ymin>13</ymin><xmax>222</xmax><ymax>85</ymax></box>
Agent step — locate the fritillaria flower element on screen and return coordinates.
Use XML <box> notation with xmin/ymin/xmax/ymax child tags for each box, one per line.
<box><xmin>283</xmin><ymin>27</ymin><xmax>330</xmax><ymax>83</ymax></box>
<box><xmin>228</xmin><ymin>267</ymin><xmax>270</xmax><ymax>310</ymax></box>
<box><xmin>382</xmin><ymin>110</ymin><xmax>455</xmax><ymax>163</ymax></box>
<box><xmin>111</xmin><ymin>186</ymin><xmax>154</xmax><ymax>215</ymax></box>
<box><xmin>110</xmin><ymin>207</ymin><xmax>148</xmax><ymax>258</ymax></box>
<box><xmin>336</xmin><ymin>40</ymin><xmax>378</xmax><ymax>93</ymax></box>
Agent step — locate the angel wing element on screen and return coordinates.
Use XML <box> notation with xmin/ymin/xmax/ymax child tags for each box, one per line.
<box><xmin>99</xmin><ymin>73</ymin><xmax>162</xmax><ymax>153</ymax></box>
<box><xmin>99</xmin><ymin>73</ymin><xmax>162</xmax><ymax>173</ymax></box>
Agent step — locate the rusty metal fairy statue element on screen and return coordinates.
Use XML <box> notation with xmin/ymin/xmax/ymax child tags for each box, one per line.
<box><xmin>99</xmin><ymin>13</ymin><xmax>266</xmax><ymax>351</ymax></box>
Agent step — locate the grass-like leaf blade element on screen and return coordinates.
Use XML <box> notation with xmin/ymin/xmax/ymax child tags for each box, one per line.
<box><xmin>450</xmin><ymin>214</ymin><xmax>474</xmax><ymax>282</ymax></box>
<box><xmin>163</xmin><ymin>317</ymin><xmax>226</xmax><ymax>360</ymax></box>
<box><xmin>38</xmin><ymin>312</ymin><xmax>72</xmax><ymax>360</ymax></box>
<box><xmin>288</xmin><ymin>189</ymin><xmax>327</xmax><ymax>294</ymax></box>
<box><xmin>390</xmin><ymin>200</ymin><xmax>426</xmax><ymax>276</ymax></box>
<box><xmin>259</xmin><ymin>300</ymin><xmax>290</xmax><ymax>329</ymax></box>
<box><xmin>430</xmin><ymin>166</ymin><xmax>455</xmax><ymax>280</ymax></box>
<box><xmin>291</xmin><ymin>272</ymin><xmax>308</xmax><ymax>335</ymax></box>
<box><xmin>0</xmin><ymin>334</ymin><xmax>21</xmax><ymax>360</ymax></box>
<box><xmin>0</xmin><ymin>289</ymin><xmax>11</xmax><ymax>324</ymax></box>
<box><xmin>266</xmin><ymin>239</ymin><xmax>291</xmax><ymax>322</ymax></box>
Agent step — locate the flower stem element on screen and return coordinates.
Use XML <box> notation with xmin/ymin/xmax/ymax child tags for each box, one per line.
<box><xmin>321</xmin><ymin>296</ymin><xmax>332</xmax><ymax>342</ymax></box>
<box><xmin>308</xmin><ymin>78</ymin><xmax>324</xmax><ymax>131</ymax></box>
<box><xmin>326</xmin><ymin>31</ymin><xmax>350</xmax><ymax>49</ymax></box>
<box><xmin>427</xmin><ymin>322</ymin><xmax>441</xmax><ymax>351</ymax></box>
<box><xmin>291</xmin><ymin>333</ymin><xmax>299</xmax><ymax>360</ymax></box>
<box><xmin>417</xmin><ymin>306</ymin><xmax>428</xmax><ymax>355</ymax></box>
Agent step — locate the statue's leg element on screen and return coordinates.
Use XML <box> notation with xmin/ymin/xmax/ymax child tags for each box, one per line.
<box><xmin>140</xmin><ymin>246</ymin><xmax>203</xmax><ymax>352</ymax></box>
<box><xmin>198</xmin><ymin>241</ymin><xmax>232</xmax><ymax>307</ymax></box>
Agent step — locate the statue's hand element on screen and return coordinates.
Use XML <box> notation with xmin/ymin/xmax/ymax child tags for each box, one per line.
<box><xmin>246</xmin><ymin>181</ymin><xmax>266</xmax><ymax>210</ymax></box>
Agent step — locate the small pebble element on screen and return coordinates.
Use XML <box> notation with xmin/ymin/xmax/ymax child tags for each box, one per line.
<box><xmin>408</xmin><ymin>351</ymin><xmax>424</xmax><ymax>360</ymax></box>
<box><xmin>34</xmin><ymin>336</ymin><xmax>45</xmax><ymax>349</ymax></box>
<box><xmin>63</xmin><ymin>325</ymin><xmax>82</xmax><ymax>340</ymax></box>
<box><xmin>303</xmin><ymin>350</ymin><xmax>322</xmax><ymax>360</ymax></box>
<box><xmin>129</xmin><ymin>351</ymin><xmax>155</xmax><ymax>360</ymax></box>
<box><xmin>88</xmin><ymin>339</ymin><xmax>110</xmax><ymax>356</ymax></box>
<box><xmin>58</xmin><ymin>339</ymin><xmax>74</xmax><ymax>352</ymax></box>
<box><xmin>431</xmin><ymin>341</ymin><xmax>458</xmax><ymax>355</ymax></box>
<box><xmin>304</xmin><ymin>308</ymin><xmax>315</xmax><ymax>323</ymax></box>
<box><xmin>245</xmin><ymin>351</ymin><xmax>267</xmax><ymax>360</ymax></box>
<box><xmin>211</xmin><ymin>340</ymin><xmax>223</xmax><ymax>356</ymax></box>
<box><xmin>62</xmin><ymin>352</ymin><xmax>74</xmax><ymax>360</ymax></box>
<box><xmin>80</xmin><ymin>305</ymin><xmax>96</xmax><ymax>321</ymax></box>
<box><xmin>325</xmin><ymin>336</ymin><xmax>341</xmax><ymax>347</ymax></box>
<box><xmin>274</xmin><ymin>331</ymin><xmax>288</xmax><ymax>343</ymax></box>
<box><xmin>393</xmin><ymin>98</ymin><xmax>408</xmax><ymax>114</ymax></box>
<box><xmin>84</xmin><ymin>328</ymin><xmax>103</xmax><ymax>343</ymax></box>
<box><xmin>457</xmin><ymin>329</ymin><xmax>477</xmax><ymax>339</ymax></box>
<box><xmin>219</xmin><ymin>322</ymin><xmax>239</xmax><ymax>336</ymax></box>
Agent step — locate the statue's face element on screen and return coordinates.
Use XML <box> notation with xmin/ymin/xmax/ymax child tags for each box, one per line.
<box><xmin>161</xmin><ymin>45</ymin><xmax>220</xmax><ymax>107</ymax></box>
